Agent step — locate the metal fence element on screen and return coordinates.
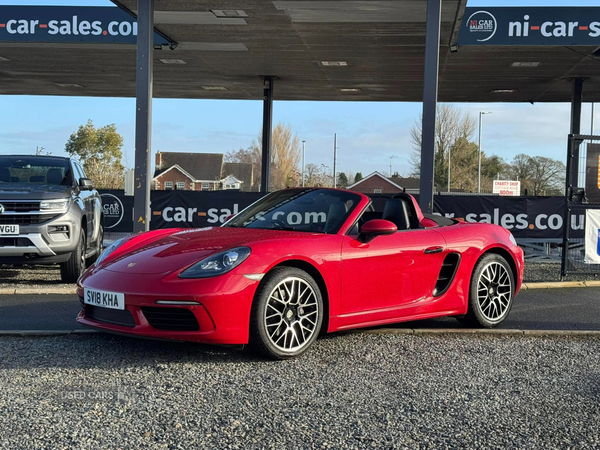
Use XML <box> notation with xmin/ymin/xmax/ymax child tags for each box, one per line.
<box><xmin>561</xmin><ymin>134</ymin><xmax>600</xmax><ymax>278</ymax></box>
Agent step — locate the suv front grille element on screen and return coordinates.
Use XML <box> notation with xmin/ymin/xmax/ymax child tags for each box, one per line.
<box><xmin>0</xmin><ymin>237</ymin><xmax>32</xmax><ymax>247</ymax></box>
<box><xmin>0</xmin><ymin>202</ymin><xmax>40</xmax><ymax>212</ymax></box>
<box><xmin>141</xmin><ymin>307</ymin><xmax>200</xmax><ymax>331</ymax></box>
<box><xmin>0</xmin><ymin>214</ymin><xmax>60</xmax><ymax>225</ymax></box>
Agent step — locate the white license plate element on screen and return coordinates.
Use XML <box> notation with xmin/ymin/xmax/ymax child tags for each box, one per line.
<box><xmin>84</xmin><ymin>288</ymin><xmax>125</xmax><ymax>311</ymax></box>
<box><xmin>0</xmin><ymin>224</ymin><xmax>19</xmax><ymax>235</ymax></box>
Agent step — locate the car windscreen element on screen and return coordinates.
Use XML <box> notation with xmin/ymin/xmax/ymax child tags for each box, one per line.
<box><xmin>0</xmin><ymin>157</ymin><xmax>72</xmax><ymax>186</ymax></box>
<box><xmin>224</xmin><ymin>188</ymin><xmax>362</xmax><ymax>234</ymax></box>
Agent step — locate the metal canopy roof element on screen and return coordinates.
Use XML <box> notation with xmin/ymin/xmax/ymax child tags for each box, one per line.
<box><xmin>0</xmin><ymin>0</ymin><xmax>598</xmax><ymax>102</ymax></box>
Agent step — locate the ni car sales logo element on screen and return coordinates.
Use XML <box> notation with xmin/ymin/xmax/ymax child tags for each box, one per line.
<box><xmin>465</xmin><ymin>10</ymin><xmax>497</xmax><ymax>42</ymax></box>
<box><xmin>101</xmin><ymin>193</ymin><xmax>124</xmax><ymax>229</ymax></box>
<box><xmin>459</xmin><ymin>7</ymin><xmax>600</xmax><ymax>46</ymax></box>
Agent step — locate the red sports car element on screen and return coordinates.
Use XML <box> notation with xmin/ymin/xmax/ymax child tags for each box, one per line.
<box><xmin>77</xmin><ymin>188</ymin><xmax>524</xmax><ymax>359</ymax></box>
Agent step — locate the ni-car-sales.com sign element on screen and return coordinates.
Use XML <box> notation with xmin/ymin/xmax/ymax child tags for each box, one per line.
<box><xmin>0</xmin><ymin>6</ymin><xmax>169</xmax><ymax>45</ymax></box>
<box><xmin>459</xmin><ymin>7</ymin><xmax>600</xmax><ymax>46</ymax></box>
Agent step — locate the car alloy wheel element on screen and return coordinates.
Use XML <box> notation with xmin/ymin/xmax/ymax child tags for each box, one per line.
<box><xmin>476</xmin><ymin>261</ymin><xmax>512</xmax><ymax>322</ymax></box>
<box><xmin>264</xmin><ymin>276</ymin><xmax>319</xmax><ymax>353</ymax></box>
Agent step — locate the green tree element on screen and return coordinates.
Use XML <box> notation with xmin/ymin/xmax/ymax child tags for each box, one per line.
<box><xmin>65</xmin><ymin>119</ymin><xmax>125</xmax><ymax>189</ymax></box>
<box><xmin>337</xmin><ymin>172</ymin><xmax>348</xmax><ymax>188</ymax></box>
<box><xmin>354</xmin><ymin>172</ymin><xmax>363</xmax><ymax>183</ymax></box>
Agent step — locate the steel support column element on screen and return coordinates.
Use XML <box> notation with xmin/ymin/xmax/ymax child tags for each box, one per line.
<box><xmin>260</xmin><ymin>76</ymin><xmax>274</xmax><ymax>193</ymax></box>
<box><xmin>569</xmin><ymin>78</ymin><xmax>584</xmax><ymax>189</ymax></box>
<box><xmin>418</xmin><ymin>0</ymin><xmax>441</xmax><ymax>213</ymax></box>
<box><xmin>132</xmin><ymin>0</ymin><xmax>154</xmax><ymax>233</ymax></box>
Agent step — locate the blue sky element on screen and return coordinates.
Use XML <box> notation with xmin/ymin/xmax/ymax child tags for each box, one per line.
<box><xmin>0</xmin><ymin>0</ymin><xmax>597</xmax><ymax>177</ymax></box>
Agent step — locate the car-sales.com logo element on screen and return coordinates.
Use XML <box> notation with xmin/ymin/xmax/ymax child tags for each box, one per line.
<box><xmin>465</xmin><ymin>10</ymin><xmax>498</xmax><ymax>42</ymax></box>
<box><xmin>0</xmin><ymin>15</ymin><xmax>138</xmax><ymax>37</ymax></box>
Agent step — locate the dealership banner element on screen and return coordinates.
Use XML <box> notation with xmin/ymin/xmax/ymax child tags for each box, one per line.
<box><xmin>458</xmin><ymin>7</ymin><xmax>600</xmax><ymax>46</ymax></box>
<box><xmin>99</xmin><ymin>190</ymin><xmax>584</xmax><ymax>240</ymax></box>
<box><xmin>584</xmin><ymin>210</ymin><xmax>600</xmax><ymax>264</ymax></box>
<box><xmin>586</xmin><ymin>143</ymin><xmax>600</xmax><ymax>203</ymax></box>
<box><xmin>433</xmin><ymin>195</ymin><xmax>580</xmax><ymax>240</ymax></box>
<box><xmin>149</xmin><ymin>190</ymin><xmax>264</xmax><ymax>230</ymax></box>
<box><xmin>0</xmin><ymin>6</ymin><xmax>170</xmax><ymax>45</ymax></box>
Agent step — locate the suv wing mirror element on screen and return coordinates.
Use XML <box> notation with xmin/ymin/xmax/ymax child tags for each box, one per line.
<box><xmin>79</xmin><ymin>177</ymin><xmax>94</xmax><ymax>190</ymax></box>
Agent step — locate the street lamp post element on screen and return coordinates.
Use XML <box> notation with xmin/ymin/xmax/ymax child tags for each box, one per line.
<box><xmin>478</xmin><ymin>111</ymin><xmax>492</xmax><ymax>193</ymax></box>
<box><xmin>302</xmin><ymin>140</ymin><xmax>306</xmax><ymax>187</ymax></box>
<box><xmin>333</xmin><ymin>133</ymin><xmax>337</xmax><ymax>188</ymax></box>
<box><xmin>389</xmin><ymin>155</ymin><xmax>397</xmax><ymax>176</ymax></box>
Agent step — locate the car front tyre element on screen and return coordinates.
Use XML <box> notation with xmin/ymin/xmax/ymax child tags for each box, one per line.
<box><xmin>60</xmin><ymin>229</ymin><xmax>86</xmax><ymax>283</ymax></box>
<box><xmin>249</xmin><ymin>267</ymin><xmax>323</xmax><ymax>360</ymax></box>
<box><xmin>460</xmin><ymin>253</ymin><xmax>515</xmax><ymax>328</ymax></box>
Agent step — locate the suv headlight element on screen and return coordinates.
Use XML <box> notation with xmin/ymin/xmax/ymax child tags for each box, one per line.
<box><xmin>96</xmin><ymin>237</ymin><xmax>127</xmax><ymax>265</ymax></box>
<box><xmin>40</xmin><ymin>199</ymin><xmax>69</xmax><ymax>212</ymax></box>
<box><xmin>508</xmin><ymin>231</ymin><xmax>517</xmax><ymax>246</ymax></box>
<box><xmin>179</xmin><ymin>247</ymin><xmax>251</xmax><ymax>279</ymax></box>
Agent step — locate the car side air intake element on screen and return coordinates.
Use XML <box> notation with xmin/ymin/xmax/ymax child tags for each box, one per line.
<box><xmin>433</xmin><ymin>253</ymin><xmax>461</xmax><ymax>297</ymax></box>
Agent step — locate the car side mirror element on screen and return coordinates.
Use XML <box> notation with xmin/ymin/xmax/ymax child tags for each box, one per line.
<box><xmin>79</xmin><ymin>177</ymin><xmax>94</xmax><ymax>190</ymax></box>
<box><xmin>358</xmin><ymin>219</ymin><xmax>397</xmax><ymax>243</ymax></box>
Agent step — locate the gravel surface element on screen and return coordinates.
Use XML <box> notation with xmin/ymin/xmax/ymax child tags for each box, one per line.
<box><xmin>523</xmin><ymin>261</ymin><xmax>600</xmax><ymax>282</ymax></box>
<box><xmin>0</xmin><ymin>333</ymin><xmax>598</xmax><ymax>449</ymax></box>
<box><xmin>0</xmin><ymin>265</ymin><xmax>72</xmax><ymax>290</ymax></box>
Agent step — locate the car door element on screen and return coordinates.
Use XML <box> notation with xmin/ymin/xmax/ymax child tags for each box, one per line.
<box><xmin>339</xmin><ymin>227</ymin><xmax>446</xmax><ymax>322</ymax></box>
<box><xmin>73</xmin><ymin>162</ymin><xmax>93</xmax><ymax>243</ymax></box>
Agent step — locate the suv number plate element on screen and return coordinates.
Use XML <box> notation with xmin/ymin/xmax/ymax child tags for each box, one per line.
<box><xmin>0</xmin><ymin>225</ymin><xmax>19</xmax><ymax>235</ymax></box>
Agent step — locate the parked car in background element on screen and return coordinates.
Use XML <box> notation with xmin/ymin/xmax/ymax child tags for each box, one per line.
<box><xmin>0</xmin><ymin>155</ymin><xmax>103</xmax><ymax>282</ymax></box>
<box><xmin>77</xmin><ymin>188</ymin><xmax>523</xmax><ymax>359</ymax></box>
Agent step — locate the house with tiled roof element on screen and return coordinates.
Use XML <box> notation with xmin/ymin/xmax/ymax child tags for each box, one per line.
<box><xmin>347</xmin><ymin>171</ymin><xmax>420</xmax><ymax>194</ymax></box>
<box><xmin>153</xmin><ymin>151</ymin><xmax>254</xmax><ymax>192</ymax></box>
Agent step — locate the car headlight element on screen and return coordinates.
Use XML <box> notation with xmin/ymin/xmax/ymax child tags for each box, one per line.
<box><xmin>508</xmin><ymin>231</ymin><xmax>517</xmax><ymax>246</ymax></box>
<box><xmin>179</xmin><ymin>247</ymin><xmax>251</xmax><ymax>279</ymax></box>
<box><xmin>40</xmin><ymin>199</ymin><xmax>69</xmax><ymax>212</ymax></box>
<box><xmin>95</xmin><ymin>237</ymin><xmax>127</xmax><ymax>265</ymax></box>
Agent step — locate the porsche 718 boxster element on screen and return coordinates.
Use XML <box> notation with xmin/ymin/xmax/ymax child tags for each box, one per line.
<box><xmin>77</xmin><ymin>188</ymin><xmax>524</xmax><ymax>359</ymax></box>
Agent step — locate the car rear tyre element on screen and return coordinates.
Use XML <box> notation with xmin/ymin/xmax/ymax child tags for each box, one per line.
<box><xmin>249</xmin><ymin>267</ymin><xmax>323</xmax><ymax>360</ymax></box>
<box><xmin>460</xmin><ymin>253</ymin><xmax>515</xmax><ymax>328</ymax></box>
<box><xmin>86</xmin><ymin>225</ymin><xmax>104</xmax><ymax>266</ymax></box>
<box><xmin>60</xmin><ymin>229</ymin><xmax>86</xmax><ymax>283</ymax></box>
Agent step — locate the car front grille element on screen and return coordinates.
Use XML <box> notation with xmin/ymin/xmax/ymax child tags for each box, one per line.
<box><xmin>0</xmin><ymin>214</ymin><xmax>60</xmax><ymax>225</ymax></box>
<box><xmin>85</xmin><ymin>305</ymin><xmax>136</xmax><ymax>328</ymax></box>
<box><xmin>0</xmin><ymin>202</ymin><xmax>40</xmax><ymax>212</ymax></box>
<box><xmin>0</xmin><ymin>237</ymin><xmax>32</xmax><ymax>247</ymax></box>
<box><xmin>141</xmin><ymin>307</ymin><xmax>200</xmax><ymax>331</ymax></box>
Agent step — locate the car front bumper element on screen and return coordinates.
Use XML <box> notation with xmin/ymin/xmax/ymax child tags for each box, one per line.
<box><xmin>0</xmin><ymin>210</ymin><xmax>80</xmax><ymax>263</ymax></box>
<box><xmin>76</xmin><ymin>270</ymin><xmax>260</xmax><ymax>345</ymax></box>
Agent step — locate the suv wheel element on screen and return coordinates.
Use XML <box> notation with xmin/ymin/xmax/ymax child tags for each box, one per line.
<box><xmin>86</xmin><ymin>225</ymin><xmax>104</xmax><ymax>266</ymax></box>
<box><xmin>60</xmin><ymin>229</ymin><xmax>86</xmax><ymax>283</ymax></box>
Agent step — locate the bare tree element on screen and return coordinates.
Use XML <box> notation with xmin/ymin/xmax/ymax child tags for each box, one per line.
<box><xmin>304</xmin><ymin>163</ymin><xmax>333</xmax><ymax>187</ymax></box>
<box><xmin>409</xmin><ymin>104</ymin><xmax>476</xmax><ymax>190</ymax></box>
<box><xmin>236</xmin><ymin>123</ymin><xmax>301</xmax><ymax>190</ymax></box>
<box><xmin>505</xmin><ymin>154</ymin><xmax>565</xmax><ymax>195</ymax></box>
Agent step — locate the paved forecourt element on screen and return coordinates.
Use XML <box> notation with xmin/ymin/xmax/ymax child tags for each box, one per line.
<box><xmin>0</xmin><ymin>287</ymin><xmax>599</xmax><ymax>333</ymax></box>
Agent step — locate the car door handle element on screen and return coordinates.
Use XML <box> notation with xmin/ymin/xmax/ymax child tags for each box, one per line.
<box><xmin>424</xmin><ymin>246</ymin><xmax>443</xmax><ymax>254</ymax></box>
